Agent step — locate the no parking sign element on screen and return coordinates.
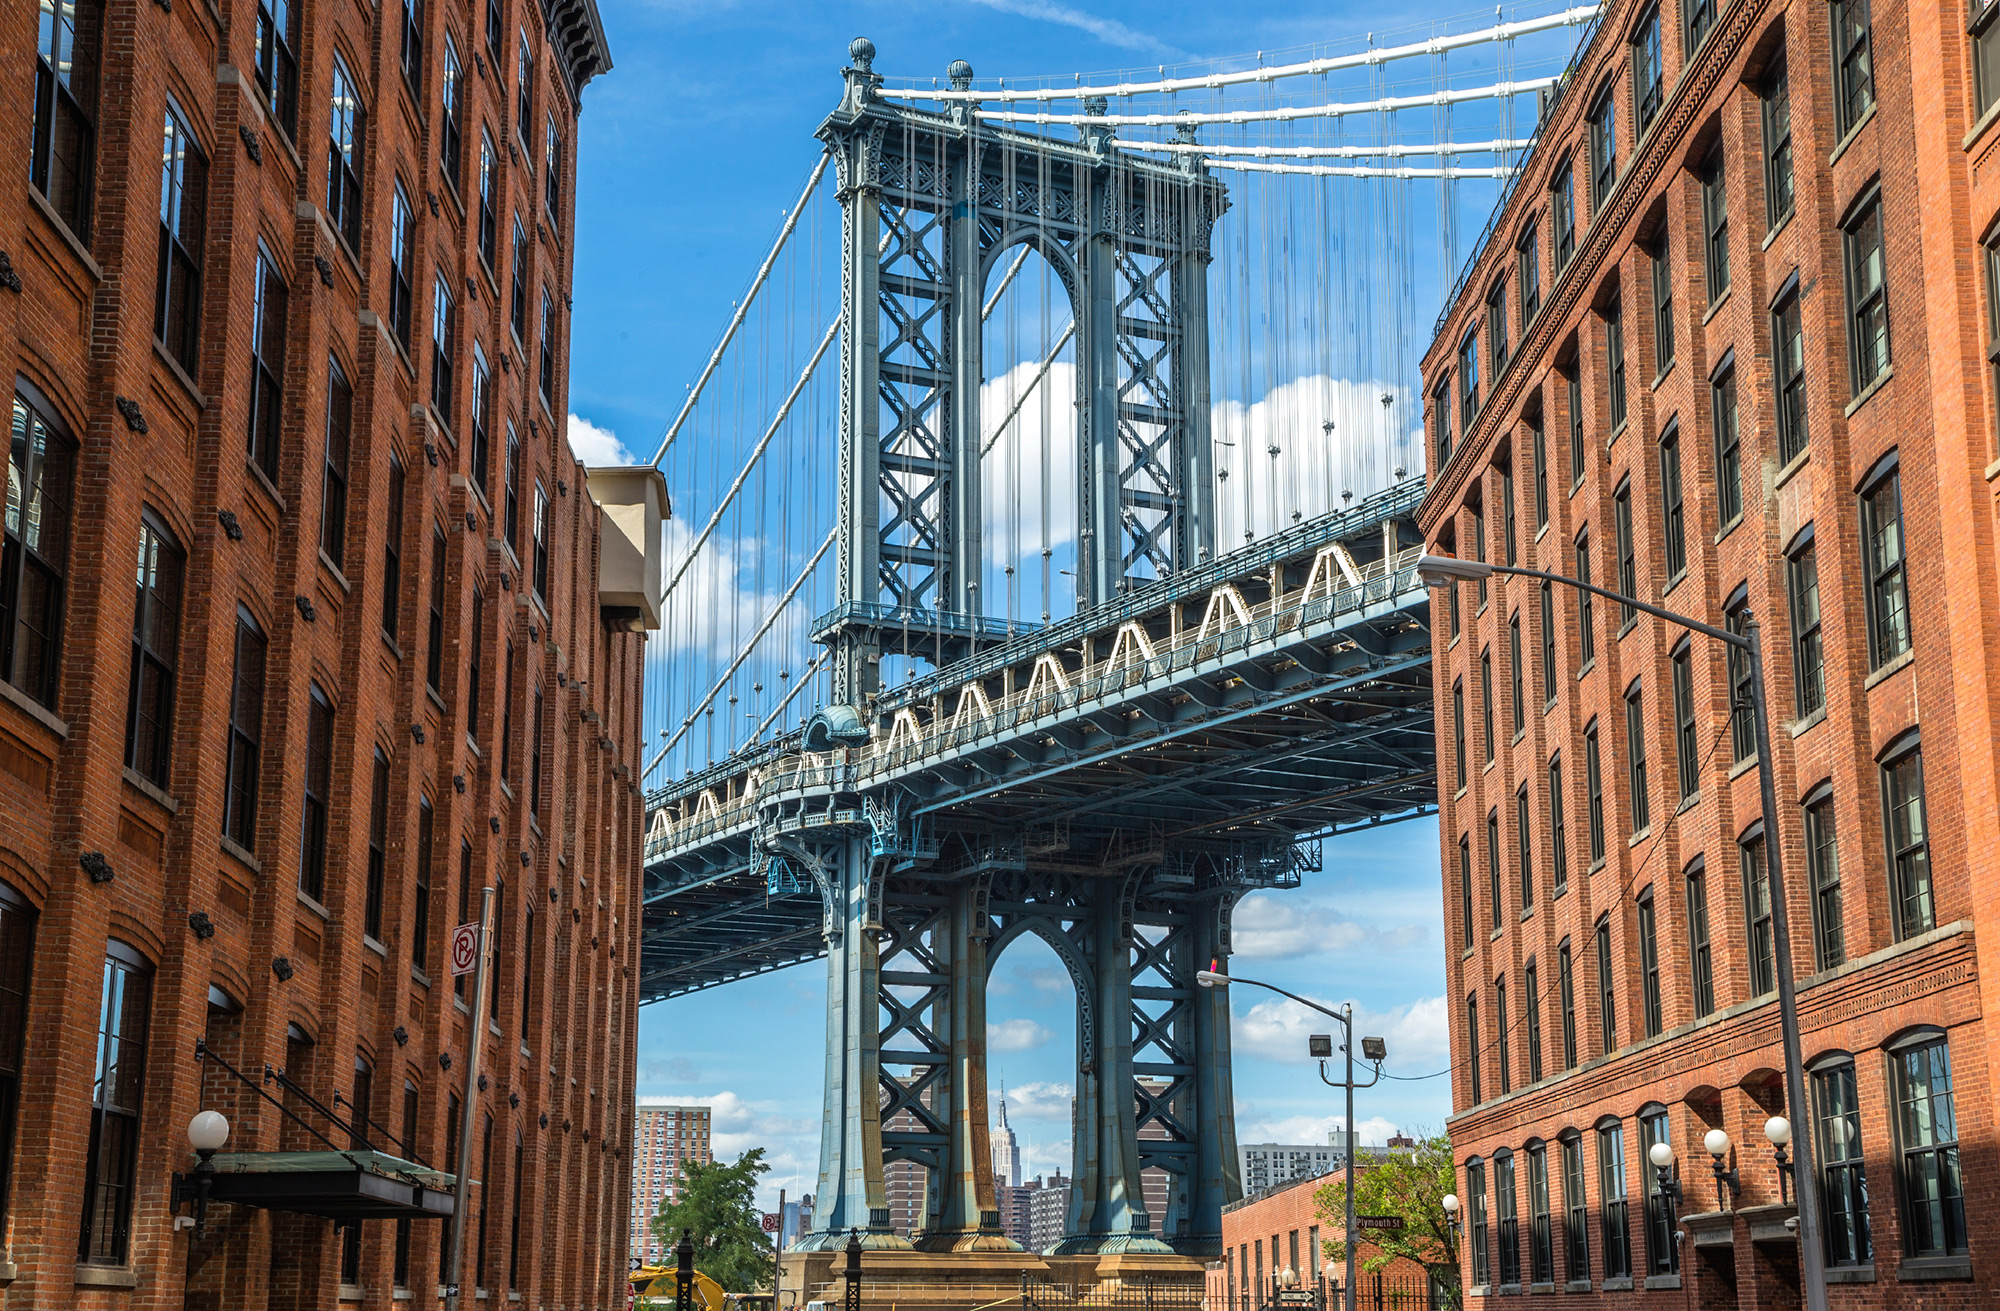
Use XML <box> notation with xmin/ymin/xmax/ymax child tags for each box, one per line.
<box><xmin>450</xmin><ymin>922</ymin><xmax>482</xmax><ymax>975</ymax></box>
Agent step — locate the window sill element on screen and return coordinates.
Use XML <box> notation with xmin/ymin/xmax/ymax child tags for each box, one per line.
<box><xmin>1825</xmin><ymin>1264</ymin><xmax>1876</xmax><ymax>1284</ymax></box>
<box><xmin>319</xmin><ymin>550</ymin><xmax>352</xmax><ymax>594</ymax></box>
<box><xmin>1713</xmin><ymin>514</ymin><xmax>1742</xmax><ymax>546</ymax></box>
<box><xmin>394</xmin><ymin>1291</ymin><xmax>414</xmax><ymax>1302</ymax></box>
<box><xmin>152</xmin><ymin>338</ymin><xmax>209</xmax><ymax>408</ymax></box>
<box><xmin>1790</xmin><ymin>707</ymin><xmax>1828</xmax><ymax>739</ymax></box>
<box><xmin>412</xmin><ymin>966</ymin><xmax>433</xmax><ymax>989</ymax></box>
<box><xmin>1520</xmin><ymin>905</ymin><xmax>1534</xmax><ymax>922</ymax></box>
<box><xmin>1864</xmin><ymin>647</ymin><xmax>1915</xmax><ymax>690</ymax></box>
<box><xmin>1773</xmin><ymin>446</ymin><xmax>1810</xmax><ymax>492</ymax></box>
<box><xmin>1652</xmin><ymin>359</ymin><xmax>1676</xmax><ymax>390</ymax></box>
<box><xmin>247</xmin><ymin>458</ymin><xmax>287</xmax><ymax>512</ymax></box>
<box><xmin>1577</xmin><ymin>657</ymin><xmax>1596</xmax><ymax>680</ymax></box>
<box><xmin>1663</xmin><ymin>569</ymin><xmax>1688</xmax><ymax>600</ymax></box>
<box><xmin>75</xmin><ymin>1265</ymin><xmax>139</xmax><ymax>1289</ymax></box>
<box><xmin>1762</xmin><ymin>210</ymin><xmax>1794</xmax><ymax>251</ymax></box>
<box><xmin>340</xmin><ymin>1284</ymin><xmax>367</xmax><ymax>1303</ymax></box>
<box><xmin>221</xmin><ymin>833</ymin><xmax>261</xmax><ymax>873</ymax></box>
<box><xmin>1728</xmin><ymin>754</ymin><xmax>1758</xmax><ymax>781</ymax></box>
<box><xmin>1643</xmin><ymin>1275</ymin><xmax>1682</xmax><ymax>1290</ymax></box>
<box><xmin>1607</xmin><ymin>420</ymin><xmax>1627</xmax><ymax>450</ymax></box>
<box><xmin>0</xmin><ymin>678</ymin><xmax>68</xmax><ymax>739</ymax></box>
<box><xmin>1564</xmin><ymin>1281</ymin><xmax>1593</xmax><ymax>1294</ymax></box>
<box><xmin>1828</xmin><ymin>104</ymin><xmax>1878</xmax><ymax>169</ymax></box>
<box><xmin>1628</xmin><ymin>827</ymin><xmax>1652</xmax><ymax>848</ymax></box>
<box><xmin>27</xmin><ymin>185</ymin><xmax>103</xmax><ymax>279</ymax></box>
<box><xmin>1701</xmin><ymin>287</ymin><xmax>1732</xmax><ymax>327</ymax></box>
<box><xmin>1966</xmin><ymin>98</ymin><xmax>2000</xmax><ymax>151</ymax></box>
<box><xmin>1589</xmin><ymin>858</ymin><xmax>1605</xmax><ymax>875</ymax></box>
<box><xmin>1898</xmin><ymin>1256</ymin><xmax>1972</xmax><ymax>1282</ymax></box>
<box><xmin>363</xmin><ymin>934</ymin><xmax>388</xmax><ymax>958</ymax></box>
<box><xmin>1600</xmin><ymin>1278</ymin><xmax>1633</xmax><ymax>1292</ymax></box>
<box><xmin>427</xmin><ymin>686</ymin><xmax>448</xmax><ymax>714</ymax></box>
<box><xmin>123</xmin><ymin>766</ymin><xmax>179</xmax><ymax>814</ymax></box>
<box><xmin>1491</xmin><ymin>928</ymin><xmax>1505</xmax><ymax>942</ymax></box>
<box><xmin>1845</xmin><ymin>365</ymin><xmax>1894</xmax><ymax>418</ymax></box>
<box><xmin>1533</xmin><ymin>521</ymin><xmax>1550</xmax><ymax>545</ymax></box>
<box><xmin>297</xmin><ymin>889</ymin><xmax>331</xmax><ymax>920</ymax></box>
<box><xmin>1676</xmin><ymin>791</ymin><xmax>1700</xmax><ymax>816</ymax></box>
<box><xmin>1512</xmin><ymin>729</ymin><xmax>1526</xmax><ymax>747</ymax></box>
<box><xmin>465</xmin><ymin>735</ymin><xmax>483</xmax><ymax>759</ymax></box>
<box><xmin>1527</xmin><ymin>1283</ymin><xmax>1556</xmax><ymax>1295</ymax></box>
<box><xmin>383</xmin><ymin>631</ymin><xmax>405</xmax><ymax>662</ymax></box>
<box><xmin>1617</xmin><ymin>618</ymin><xmax>1637</xmax><ymax>640</ymax></box>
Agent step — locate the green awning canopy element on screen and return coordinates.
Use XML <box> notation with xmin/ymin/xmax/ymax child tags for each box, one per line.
<box><xmin>202</xmin><ymin>1150</ymin><xmax>460</xmax><ymax>1221</ymax></box>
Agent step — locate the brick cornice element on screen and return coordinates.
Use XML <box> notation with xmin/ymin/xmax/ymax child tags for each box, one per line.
<box><xmin>1418</xmin><ymin>0</ymin><xmax>1774</xmax><ymax>533</ymax></box>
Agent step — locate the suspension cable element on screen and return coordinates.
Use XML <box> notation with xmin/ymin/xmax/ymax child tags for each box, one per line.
<box><xmin>751</xmin><ymin>651</ymin><xmax>829</xmax><ymax>740</ymax></box>
<box><xmin>875</xmin><ymin>5</ymin><xmax>1599</xmax><ymax>102</ymax></box>
<box><xmin>649</xmin><ymin>154</ymin><xmax>829</xmax><ymax>467</ymax></box>
<box><xmin>980</xmin><ymin>321</ymin><xmax>1075</xmax><ymax>458</ymax></box>
<box><xmin>970</xmin><ymin>77</ymin><xmax>1559</xmax><ymax>128</ymax></box>
<box><xmin>1113</xmin><ymin>137</ymin><xmax>1532</xmax><ymax>158</ymax></box>
<box><xmin>1209</xmin><ymin>159</ymin><xmax>1517</xmax><ymax>179</ymax></box>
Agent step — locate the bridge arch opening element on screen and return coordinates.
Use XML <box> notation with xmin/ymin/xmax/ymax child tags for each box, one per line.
<box><xmin>981</xmin><ymin>240</ymin><xmax>1080</xmax><ymax>633</ymax></box>
<box><xmin>986</xmin><ymin>920</ymin><xmax>1084</xmax><ymax>1250</ymax></box>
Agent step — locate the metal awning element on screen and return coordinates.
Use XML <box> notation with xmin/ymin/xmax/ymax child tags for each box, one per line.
<box><xmin>203</xmin><ymin>1150</ymin><xmax>460</xmax><ymax>1221</ymax></box>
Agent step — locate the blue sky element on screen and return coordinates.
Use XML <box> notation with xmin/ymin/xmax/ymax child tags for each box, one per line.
<box><xmin>574</xmin><ymin>0</ymin><xmax>1586</xmax><ymax>1217</ymax></box>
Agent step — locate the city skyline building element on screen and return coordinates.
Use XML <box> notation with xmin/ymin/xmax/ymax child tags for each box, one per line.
<box><xmin>992</xmin><ymin>1083</ymin><xmax>1023</xmax><ymax>1189</ymax></box>
<box><xmin>630</xmin><ymin>1101</ymin><xmax>715</xmax><ymax>1265</ymax></box>
<box><xmin>1421</xmin><ymin>0</ymin><xmax>2000</xmax><ymax>1299</ymax></box>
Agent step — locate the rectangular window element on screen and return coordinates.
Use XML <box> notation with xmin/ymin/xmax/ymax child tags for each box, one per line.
<box><xmin>1774</xmin><ymin>286</ymin><xmax>1808</xmax><ymax>462</ymax></box>
<box><xmin>468</xmin><ymin>587</ymin><xmax>485</xmax><ymax>739</ymax></box>
<box><xmin>1566</xmin><ymin>369</ymin><xmax>1585</xmax><ymax>486</ymax></box>
<box><xmin>1638</xmin><ymin>893</ymin><xmax>1662</xmax><ymax>1037</ymax></box>
<box><xmin>1481</xmin><ymin>651</ymin><xmax>1495</xmax><ymax>764</ymax></box>
<box><xmin>1606</xmin><ymin>304</ymin><xmax>1627</xmax><ymax>430</ymax></box>
<box><xmin>223</xmin><ymin>609</ymin><xmax>266</xmax><ymax>850</ymax></box>
<box><xmin>471</xmin><ymin>343</ymin><xmax>492</xmax><ymax>492</ymax></box>
<box><xmin>1596</xmin><ymin>918</ymin><xmax>1616</xmax><ymax>1053</ymax></box>
<box><xmin>1701</xmin><ymin>148</ymin><xmax>1729</xmax><ymax>302</ymax></box>
<box><xmin>505</xmin><ymin>422</ymin><xmax>522</xmax><ymax>551</ymax></box>
<box><xmin>1625</xmin><ymin>682</ymin><xmax>1650</xmax><ymax>833</ymax></box>
<box><xmin>1495</xmin><ymin>1149</ymin><xmax>1520</xmax><ymax>1285</ymax></box>
<box><xmin>1517</xmin><ymin>786</ymin><xmax>1534</xmax><ymax>912</ymax></box>
<box><xmin>1489</xmin><ymin>283</ymin><xmax>1510</xmax><ymax>377</ymax></box>
<box><xmin>1562</xmin><ymin>1135</ymin><xmax>1590</xmax><ymax>1280</ymax></box>
<box><xmin>1558</xmin><ymin>943</ymin><xmax>1578</xmax><ymax>1070</ymax></box>
<box><xmin>540</xmin><ymin>290</ymin><xmax>556</xmax><ymax>405</ymax></box>
<box><xmin>124</xmin><ymin>513</ymin><xmax>183</xmax><ymax>789</ymax></box>
<box><xmin>1539</xmin><ymin>581</ymin><xmax>1557</xmax><ymax>705</ymax></box>
<box><xmin>512</xmin><ymin>217</ymin><xmax>529</xmax><ymax>343</ymax></box>
<box><xmin>0</xmin><ymin>886</ymin><xmax>35</xmax><ymax>1245</ymax></box>
<box><xmin>1862</xmin><ymin>466</ymin><xmax>1910</xmax><ymax>668</ymax></box>
<box><xmin>1468</xmin><ymin>1159</ymin><xmax>1490</xmax><ymax>1284</ymax></box>
<box><xmin>1977</xmin><ymin>0</ymin><xmax>2000</xmax><ymax>115</ymax></box>
<box><xmin>323</xmin><ymin>357</ymin><xmax>353</xmax><ymax>569</ymax></box>
<box><xmin>517</xmin><ymin>29</ymin><xmax>534</xmax><ymax>149</ymax></box>
<box><xmin>1788</xmin><ymin>537</ymin><xmax>1824</xmax><ymax>716</ymax></box>
<box><xmin>1833</xmin><ymin>0</ymin><xmax>1877</xmax><ymax>134</ymax></box>
<box><xmin>1712</xmin><ymin>364</ymin><xmax>1742</xmax><ymax>526</ymax></box>
<box><xmin>427</xmin><ymin>525</ymin><xmax>448</xmax><ymax>693</ymax></box>
<box><xmin>414</xmin><ymin>797</ymin><xmax>434</xmax><ymax>971</ymax></box>
<box><xmin>300</xmin><ymin>684</ymin><xmax>333</xmax><ymax>902</ymax></box>
<box><xmin>440</xmin><ymin>35</ymin><xmax>464</xmax><ymax>187</ymax></box>
<box><xmin>1614</xmin><ymin>482</ymin><xmax>1636</xmax><ymax>625</ymax></box>
<box><xmin>257</xmin><ymin>0</ymin><xmax>299</xmax><ymax>134</ymax></box>
<box><xmin>1460</xmin><ymin>836</ymin><xmax>1475</xmax><ymax>949</ymax></box>
<box><xmin>383</xmin><ymin>454</ymin><xmax>406</xmax><ymax>640</ymax></box>
<box><xmin>1496</xmin><ymin>978</ymin><xmax>1512</xmax><ymax>1094</ymax></box>
<box><xmin>1894</xmin><ymin>1038</ymin><xmax>1964</xmax><ymax>1256</ymax></box>
<box><xmin>1453</xmin><ymin>681</ymin><xmax>1467</xmax><ymax>790</ymax></box>
<box><xmin>1509</xmin><ymin>615</ymin><xmax>1524</xmax><ymax>737</ymax></box>
<box><xmin>501</xmin><ymin>639</ymin><xmax>515</xmax><ymax>782</ymax></box>
<box><xmin>1807</xmin><ymin>796</ymin><xmax>1845</xmax><ymax>970</ymax></box>
<box><xmin>1460</xmin><ymin>331</ymin><xmax>1481</xmax><ymax>431</ymax></box>
<box><xmin>1590</xmin><ymin>85</ymin><xmax>1619</xmax><ymax>209</ymax></box>
<box><xmin>365</xmin><ymin>748</ymin><xmax>389</xmax><ymax>942</ymax></box>
<box><xmin>79</xmin><ymin>946</ymin><xmax>150</xmax><ymax>1264</ymax></box>
<box><xmin>1671</xmin><ymin>646</ymin><xmax>1697</xmax><ymax>800</ymax></box>
<box><xmin>1520</xmin><ymin>225</ymin><xmax>1542</xmax><ymax>324</ymax></box>
<box><xmin>1815</xmin><ymin>1061</ymin><xmax>1872</xmax><ymax>1267</ymax></box>
<box><xmin>1764</xmin><ymin>62</ymin><xmax>1795</xmax><ymax>227</ymax></box>
<box><xmin>530</xmin><ymin>686</ymin><xmax>545</xmax><ymax>815</ymax></box>
<box><xmin>32</xmin><ymin>0</ymin><xmax>100</xmax><ymax>243</ymax></box>
<box><xmin>1488</xmin><ymin>810</ymin><xmax>1504</xmax><ymax>931</ymax></box>
<box><xmin>1473</xmin><ymin>499</ymin><xmax>1489</xmax><ymax>608</ymax></box>
<box><xmin>1576</xmin><ymin>531</ymin><xmax>1595</xmax><ymax>667</ymax></box>
<box><xmin>1660</xmin><ymin>427</ymin><xmax>1685</xmax><ymax>581</ymax></box>
<box><xmin>455</xmin><ymin>842</ymin><xmax>472</xmax><ymax>999</ymax></box>
<box><xmin>545</xmin><ymin>112</ymin><xmax>564</xmax><ymax>217</ymax></box>
<box><xmin>390</xmin><ymin>183</ymin><xmax>416</xmax><ymax>351</ymax></box>
<box><xmin>1554</xmin><ymin>163</ymin><xmax>1577</xmax><ymax>270</ymax></box>
<box><xmin>1502</xmin><ymin>466</ymin><xmax>1518</xmax><ymax>566</ymax></box>
<box><xmin>433</xmin><ymin>273</ymin><xmax>457</xmax><ymax>430</ymax></box>
<box><xmin>1742</xmin><ymin>834</ymin><xmax>1774</xmax><ymax>996</ymax></box>
<box><xmin>1884</xmin><ymin>743</ymin><xmax>1933</xmax><ymax>938</ymax></box>
<box><xmin>1641</xmin><ymin>1110</ymin><xmax>1677</xmax><ymax>1275</ymax></box>
<box><xmin>1531</xmin><ymin>421</ymin><xmax>1549</xmax><ymax>530</ymax></box>
<box><xmin>1686</xmin><ymin>865</ymin><xmax>1715</xmax><ymax>1017</ymax></box>
<box><xmin>402</xmin><ymin>0</ymin><xmax>426</xmax><ymax>94</ymax></box>
<box><xmin>1550</xmin><ymin>758</ymin><xmax>1568</xmax><ymax>896</ymax></box>
<box><xmin>1466</xmin><ymin>997</ymin><xmax>1483</xmax><ymax>1105</ymax></box>
<box><xmin>1845</xmin><ymin>198</ymin><xmax>1890</xmax><ymax>390</ymax></box>
<box><xmin>327</xmin><ymin>56</ymin><xmax>365</xmax><ymax>250</ymax></box>
<box><xmin>479</xmin><ymin>131</ymin><xmax>498</xmax><ymax>269</ymax></box>
<box><xmin>1597</xmin><ymin>1121</ymin><xmax>1630</xmax><ymax>1280</ymax></box>
<box><xmin>1727</xmin><ymin>601</ymin><xmax>1754</xmax><ymax>762</ymax></box>
<box><xmin>248</xmin><ymin>244</ymin><xmax>289</xmax><ymax>478</ymax></box>
<box><xmin>154</xmin><ymin>100</ymin><xmax>206</xmax><ymax>375</ymax></box>
<box><xmin>1585</xmin><ymin>722</ymin><xmax>1605</xmax><ymax>865</ymax></box>
<box><xmin>533</xmin><ymin>483</ymin><xmax>551</xmax><ymax>599</ymax></box>
<box><xmin>1525</xmin><ymin>961</ymin><xmax>1544</xmax><ymax>1084</ymax></box>
<box><xmin>520</xmin><ymin>903</ymin><xmax>537</xmax><ymax>1039</ymax></box>
<box><xmin>1632</xmin><ymin>8</ymin><xmax>1662</xmax><ymax>133</ymax></box>
<box><xmin>1651</xmin><ymin>240</ymin><xmax>1674</xmax><ymax>375</ymax></box>
<box><xmin>1432</xmin><ymin>379</ymin><xmax>1454</xmax><ymax>467</ymax></box>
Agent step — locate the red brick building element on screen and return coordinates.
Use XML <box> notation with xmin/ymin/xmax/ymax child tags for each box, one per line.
<box><xmin>0</xmin><ymin>0</ymin><xmax>655</xmax><ymax>1308</ymax></box>
<box><xmin>1419</xmin><ymin>0</ymin><xmax>2000</xmax><ymax>1302</ymax></box>
<box><xmin>1203</xmin><ymin>1170</ymin><xmax>1432</xmax><ymax>1311</ymax></box>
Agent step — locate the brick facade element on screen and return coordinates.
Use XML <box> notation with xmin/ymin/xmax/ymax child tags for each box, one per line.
<box><xmin>1419</xmin><ymin>0</ymin><xmax>2000</xmax><ymax>1302</ymax></box>
<box><xmin>1202</xmin><ymin>1171</ymin><xmax>1428</xmax><ymax>1311</ymax></box>
<box><xmin>0</xmin><ymin>0</ymin><xmax>644</xmax><ymax>1308</ymax></box>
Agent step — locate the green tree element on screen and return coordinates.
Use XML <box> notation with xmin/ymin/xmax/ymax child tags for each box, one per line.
<box><xmin>652</xmin><ymin>1148</ymin><xmax>775</xmax><ymax>1292</ymax></box>
<box><xmin>1311</xmin><ymin>1130</ymin><xmax>1460</xmax><ymax>1309</ymax></box>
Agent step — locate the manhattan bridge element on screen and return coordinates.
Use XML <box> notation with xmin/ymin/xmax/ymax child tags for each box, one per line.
<box><xmin>634</xmin><ymin>5</ymin><xmax>1597</xmax><ymax>1275</ymax></box>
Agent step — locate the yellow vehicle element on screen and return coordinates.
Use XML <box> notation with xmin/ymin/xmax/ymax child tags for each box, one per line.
<box><xmin>628</xmin><ymin>1265</ymin><xmax>727</xmax><ymax>1311</ymax></box>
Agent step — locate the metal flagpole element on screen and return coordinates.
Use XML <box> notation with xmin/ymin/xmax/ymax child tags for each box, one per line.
<box><xmin>445</xmin><ymin>886</ymin><xmax>496</xmax><ymax>1311</ymax></box>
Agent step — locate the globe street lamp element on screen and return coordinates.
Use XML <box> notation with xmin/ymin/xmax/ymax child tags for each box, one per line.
<box><xmin>1198</xmin><ymin>968</ymin><xmax>1383</xmax><ymax>1311</ymax></box>
<box><xmin>172</xmin><ymin>1110</ymin><xmax>231</xmax><ymax>1235</ymax></box>
<box><xmin>1416</xmin><ymin>552</ymin><xmax>1829</xmax><ymax>1311</ymax></box>
<box><xmin>1703</xmin><ymin>1129</ymin><xmax>1742</xmax><ymax>1212</ymax></box>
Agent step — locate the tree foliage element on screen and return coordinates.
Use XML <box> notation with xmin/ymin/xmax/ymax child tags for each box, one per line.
<box><xmin>1311</xmin><ymin>1130</ymin><xmax>1459</xmax><ymax>1308</ymax></box>
<box><xmin>651</xmin><ymin>1148</ymin><xmax>775</xmax><ymax>1292</ymax></box>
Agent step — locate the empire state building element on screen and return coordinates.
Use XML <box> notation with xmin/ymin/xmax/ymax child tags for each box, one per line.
<box><xmin>991</xmin><ymin>1084</ymin><xmax>1022</xmax><ymax>1188</ymax></box>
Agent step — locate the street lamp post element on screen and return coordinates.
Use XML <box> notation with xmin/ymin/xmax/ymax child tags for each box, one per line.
<box><xmin>1415</xmin><ymin>553</ymin><xmax>1829</xmax><ymax>1311</ymax></box>
<box><xmin>1197</xmin><ymin>969</ymin><xmax>1383</xmax><ymax>1311</ymax></box>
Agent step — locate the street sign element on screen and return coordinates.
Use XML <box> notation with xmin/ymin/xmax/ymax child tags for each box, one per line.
<box><xmin>450</xmin><ymin>922</ymin><xmax>481</xmax><ymax>976</ymax></box>
<box><xmin>1355</xmin><ymin>1215</ymin><xmax>1405</xmax><ymax>1231</ymax></box>
<box><xmin>1277</xmin><ymin>1291</ymin><xmax>1316</xmax><ymax>1304</ymax></box>
<box><xmin>762</xmin><ymin>1212</ymin><xmax>781</xmax><ymax>1233</ymax></box>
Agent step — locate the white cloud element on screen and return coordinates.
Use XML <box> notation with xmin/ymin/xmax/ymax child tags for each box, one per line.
<box><xmin>1234</xmin><ymin>993</ymin><xmax>1450</xmax><ymax>1072</ymax></box>
<box><xmin>1237</xmin><ymin>1113</ymin><xmax>1406</xmax><ymax>1148</ymax></box>
<box><xmin>567</xmin><ymin>412</ymin><xmax>636</xmax><ymax>466</ymax></box>
<box><xmin>1211</xmin><ymin>375</ymin><xmax>1422</xmax><ymax>549</ymax></box>
<box><xmin>659</xmin><ymin>1090</ymin><xmax>822</xmax><ymax>1208</ymax></box>
<box><xmin>988</xmin><ymin>1018</ymin><xmax>1054</xmax><ymax>1052</ymax></box>
<box><xmin>1005</xmin><ymin>1081</ymin><xmax>1076</xmax><ymax>1122</ymax></box>
<box><xmin>963</xmin><ymin>0</ymin><xmax>1184</xmax><ymax>56</ymax></box>
<box><xmin>1230</xmin><ymin>892</ymin><xmax>1428</xmax><ymax>961</ymax></box>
